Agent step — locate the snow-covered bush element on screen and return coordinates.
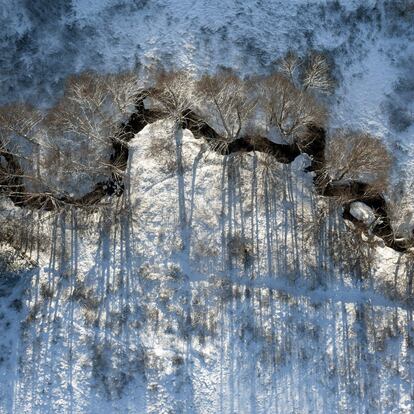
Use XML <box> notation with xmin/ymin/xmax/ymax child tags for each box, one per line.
<box><xmin>146</xmin><ymin>125</ymin><xmax>180</xmax><ymax>175</ymax></box>
<box><xmin>384</xmin><ymin>58</ymin><xmax>414</xmax><ymax>132</ymax></box>
<box><xmin>22</xmin><ymin>0</ymin><xmax>72</xmax><ymax>25</ymax></box>
<box><xmin>227</xmin><ymin>233</ymin><xmax>253</xmax><ymax>268</ymax></box>
<box><xmin>71</xmin><ymin>281</ymin><xmax>100</xmax><ymax>312</ymax></box>
<box><xmin>385</xmin><ymin>0</ymin><xmax>414</xmax><ymax>36</ymax></box>
<box><xmin>386</xmin><ymin>101</ymin><xmax>413</xmax><ymax>132</ymax></box>
<box><xmin>91</xmin><ymin>342</ymin><xmax>146</xmax><ymax>400</ymax></box>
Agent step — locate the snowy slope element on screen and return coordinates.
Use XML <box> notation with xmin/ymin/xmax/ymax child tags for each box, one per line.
<box><xmin>1</xmin><ymin>1</ymin><xmax>414</xmax><ymax>413</ymax></box>
<box><xmin>0</xmin><ymin>122</ymin><xmax>412</xmax><ymax>413</ymax></box>
<box><xmin>1</xmin><ymin>0</ymin><xmax>413</xmax><ymax>169</ymax></box>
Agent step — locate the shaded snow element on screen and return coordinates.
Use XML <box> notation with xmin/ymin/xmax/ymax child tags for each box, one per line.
<box><xmin>1</xmin><ymin>1</ymin><xmax>414</xmax><ymax>413</ymax></box>
<box><xmin>0</xmin><ymin>122</ymin><xmax>412</xmax><ymax>413</ymax></box>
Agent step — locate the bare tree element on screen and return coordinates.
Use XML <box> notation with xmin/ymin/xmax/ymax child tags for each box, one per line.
<box><xmin>0</xmin><ymin>103</ymin><xmax>43</xmax><ymax>145</ymax></box>
<box><xmin>0</xmin><ymin>104</ymin><xmax>46</xmax><ymax>200</ymax></box>
<box><xmin>149</xmin><ymin>70</ymin><xmax>198</xmax><ymax>122</ymax></box>
<box><xmin>43</xmin><ymin>71</ymin><xmax>142</xmax><ymax>191</ymax></box>
<box><xmin>0</xmin><ymin>71</ymin><xmax>142</xmax><ymax>205</ymax></box>
<box><xmin>47</xmin><ymin>71</ymin><xmax>141</xmax><ymax>146</ymax></box>
<box><xmin>322</xmin><ymin>131</ymin><xmax>392</xmax><ymax>194</ymax></box>
<box><xmin>302</xmin><ymin>52</ymin><xmax>333</xmax><ymax>94</ymax></box>
<box><xmin>277</xmin><ymin>51</ymin><xmax>333</xmax><ymax>94</ymax></box>
<box><xmin>196</xmin><ymin>70</ymin><xmax>257</xmax><ymax>145</ymax></box>
<box><xmin>258</xmin><ymin>74</ymin><xmax>327</xmax><ymax>146</ymax></box>
<box><xmin>278</xmin><ymin>51</ymin><xmax>302</xmax><ymax>86</ymax></box>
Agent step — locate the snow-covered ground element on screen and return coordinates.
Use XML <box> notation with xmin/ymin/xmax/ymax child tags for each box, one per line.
<box><xmin>1</xmin><ymin>1</ymin><xmax>414</xmax><ymax>413</ymax></box>
<box><xmin>0</xmin><ymin>122</ymin><xmax>412</xmax><ymax>413</ymax></box>
<box><xmin>1</xmin><ymin>0</ymin><xmax>414</xmax><ymax>173</ymax></box>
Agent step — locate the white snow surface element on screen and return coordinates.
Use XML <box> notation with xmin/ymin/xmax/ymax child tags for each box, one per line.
<box><xmin>1</xmin><ymin>1</ymin><xmax>414</xmax><ymax>413</ymax></box>
<box><xmin>1</xmin><ymin>0</ymin><xmax>413</xmax><ymax>172</ymax></box>
<box><xmin>350</xmin><ymin>201</ymin><xmax>376</xmax><ymax>225</ymax></box>
<box><xmin>0</xmin><ymin>122</ymin><xmax>413</xmax><ymax>413</ymax></box>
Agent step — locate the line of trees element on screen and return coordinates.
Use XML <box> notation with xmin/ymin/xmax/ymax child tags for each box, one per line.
<box><xmin>149</xmin><ymin>52</ymin><xmax>331</xmax><ymax>150</ymax></box>
<box><xmin>0</xmin><ymin>72</ymin><xmax>141</xmax><ymax>207</ymax></box>
<box><xmin>1</xmin><ymin>51</ymin><xmax>411</xmax><ymax>248</ymax></box>
<box><xmin>1</xmin><ymin>52</ymin><xmax>335</xmax><ymax>210</ymax></box>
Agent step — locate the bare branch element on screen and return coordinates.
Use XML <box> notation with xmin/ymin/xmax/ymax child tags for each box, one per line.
<box><xmin>259</xmin><ymin>74</ymin><xmax>327</xmax><ymax>145</ymax></box>
<box><xmin>302</xmin><ymin>53</ymin><xmax>333</xmax><ymax>94</ymax></box>
<box><xmin>322</xmin><ymin>130</ymin><xmax>392</xmax><ymax>195</ymax></box>
<box><xmin>196</xmin><ymin>70</ymin><xmax>257</xmax><ymax>142</ymax></box>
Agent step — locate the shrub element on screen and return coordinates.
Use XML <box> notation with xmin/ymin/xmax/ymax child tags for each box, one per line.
<box><xmin>146</xmin><ymin>129</ymin><xmax>179</xmax><ymax>175</ymax></box>
<box><xmin>227</xmin><ymin>233</ymin><xmax>253</xmax><ymax>268</ymax></box>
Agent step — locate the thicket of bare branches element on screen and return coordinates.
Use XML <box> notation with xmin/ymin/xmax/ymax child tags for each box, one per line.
<box><xmin>258</xmin><ymin>73</ymin><xmax>327</xmax><ymax>146</ymax></box>
<box><xmin>44</xmin><ymin>71</ymin><xmax>142</xmax><ymax>179</ymax></box>
<box><xmin>329</xmin><ymin>223</ymin><xmax>377</xmax><ymax>278</ymax></box>
<box><xmin>0</xmin><ymin>207</ymin><xmax>51</xmax><ymax>262</ymax></box>
<box><xmin>0</xmin><ymin>60</ymin><xmax>331</xmax><ymax>206</ymax></box>
<box><xmin>0</xmin><ymin>103</ymin><xmax>43</xmax><ymax>145</ymax></box>
<box><xmin>301</xmin><ymin>53</ymin><xmax>333</xmax><ymax>93</ymax></box>
<box><xmin>146</xmin><ymin>59</ymin><xmax>330</xmax><ymax>155</ymax></box>
<box><xmin>148</xmin><ymin>70</ymin><xmax>198</xmax><ymax>121</ymax></box>
<box><xmin>322</xmin><ymin>131</ymin><xmax>392</xmax><ymax>194</ymax></box>
<box><xmin>196</xmin><ymin>69</ymin><xmax>257</xmax><ymax>145</ymax></box>
<box><xmin>278</xmin><ymin>51</ymin><xmax>334</xmax><ymax>94</ymax></box>
<box><xmin>299</xmin><ymin>197</ymin><xmax>378</xmax><ymax>277</ymax></box>
<box><xmin>0</xmin><ymin>71</ymin><xmax>142</xmax><ymax>203</ymax></box>
<box><xmin>278</xmin><ymin>51</ymin><xmax>302</xmax><ymax>85</ymax></box>
<box><xmin>0</xmin><ymin>103</ymin><xmax>45</xmax><ymax>198</ymax></box>
<box><xmin>146</xmin><ymin>125</ymin><xmax>180</xmax><ymax>175</ymax></box>
<box><xmin>0</xmin><ymin>57</ymin><xmax>399</xmax><ymax>257</ymax></box>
